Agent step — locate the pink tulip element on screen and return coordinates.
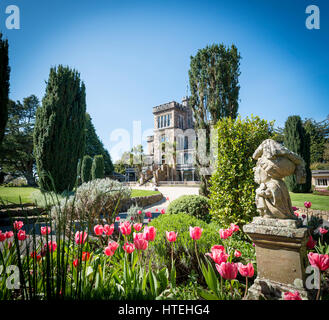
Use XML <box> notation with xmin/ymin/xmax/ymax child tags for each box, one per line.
<box><xmin>319</xmin><ymin>228</ymin><xmax>328</xmax><ymax>235</ymax></box>
<box><xmin>75</xmin><ymin>231</ymin><xmax>87</xmax><ymax>245</ymax></box>
<box><xmin>45</xmin><ymin>241</ymin><xmax>57</xmax><ymax>252</ymax></box>
<box><xmin>304</xmin><ymin>201</ymin><xmax>312</xmax><ymax>209</ymax></box>
<box><xmin>145</xmin><ymin>211</ymin><xmax>152</xmax><ymax>218</ymax></box>
<box><xmin>138</xmin><ymin>210</ymin><xmax>142</xmax><ymax>215</ymax></box>
<box><xmin>123</xmin><ymin>242</ymin><xmax>135</xmax><ymax>254</ymax></box>
<box><xmin>107</xmin><ymin>241</ymin><xmax>119</xmax><ymax>253</ymax></box>
<box><xmin>216</xmin><ymin>262</ymin><xmax>238</xmax><ymax>280</ymax></box>
<box><xmin>94</xmin><ymin>225</ymin><xmax>104</xmax><ymax>236</ymax></box>
<box><xmin>143</xmin><ymin>226</ymin><xmax>156</xmax><ymax>241</ymax></box>
<box><xmin>115</xmin><ymin>216</ymin><xmax>120</xmax><ymax>222</ymax></box>
<box><xmin>230</xmin><ymin>223</ymin><xmax>240</xmax><ymax>233</ymax></box>
<box><xmin>133</xmin><ymin>223</ymin><xmax>143</xmax><ymax>232</ymax></box>
<box><xmin>211</xmin><ymin>245</ymin><xmax>225</xmax><ymax>253</ymax></box>
<box><xmin>161</xmin><ymin>209</ymin><xmax>166</xmax><ymax>215</ymax></box>
<box><xmin>103</xmin><ymin>224</ymin><xmax>114</xmax><ymax>236</ymax></box>
<box><xmin>190</xmin><ymin>226</ymin><xmax>203</xmax><ymax>240</ymax></box>
<box><xmin>238</xmin><ymin>263</ymin><xmax>254</xmax><ymax>278</ymax></box>
<box><xmin>104</xmin><ymin>246</ymin><xmax>115</xmax><ymax>256</ymax></box>
<box><xmin>41</xmin><ymin>226</ymin><xmax>51</xmax><ymax>236</ymax></box>
<box><xmin>219</xmin><ymin>229</ymin><xmax>231</xmax><ymax>240</ymax></box>
<box><xmin>294</xmin><ymin>212</ymin><xmax>299</xmax><ymax>217</ymax></box>
<box><xmin>307</xmin><ymin>235</ymin><xmax>317</xmax><ymax>250</ymax></box>
<box><xmin>73</xmin><ymin>259</ymin><xmax>79</xmax><ymax>267</ymax></box>
<box><xmin>302</xmin><ymin>214</ymin><xmax>306</xmax><ymax>219</ymax></box>
<box><xmin>148</xmin><ymin>219</ymin><xmax>151</xmax><ymax>223</ymax></box>
<box><xmin>308</xmin><ymin>252</ymin><xmax>329</xmax><ymax>271</ymax></box>
<box><xmin>166</xmin><ymin>231</ymin><xmax>177</xmax><ymax>242</ymax></box>
<box><xmin>292</xmin><ymin>206</ymin><xmax>299</xmax><ymax>211</ymax></box>
<box><xmin>206</xmin><ymin>249</ymin><xmax>228</xmax><ymax>265</ymax></box>
<box><xmin>283</xmin><ymin>291</ymin><xmax>302</xmax><ymax>300</ymax></box>
<box><xmin>0</xmin><ymin>232</ymin><xmax>6</xmax><ymax>242</ymax></box>
<box><xmin>234</xmin><ymin>250</ymin><xmax>242</xmax><ymax>258</ymax></box>
<box><xmin>133</xmin><ymin>233</ymin><xmax>148</xmax><ymax>250</ymax></box>
<box><xmin>17</xmin><ymin>230</ymin><xmax>27</xmax><ymax>241</ymax></box>
<box><xmin>119</xmin><ymin>221</ymin><xmax>131</xmax><ymax>236</ymax></box>
<box><xmin>5</xmin><ymin>231</ymin><xmax>13</xmax><ymax>239</ymax></box>
<box><xmin>156</xmin><ymin>208</ymin><xmax>159</xmax><ymax>212</ymax></box>
<box><xmin>13</xmin><ymin>221</ymin><xmax>23</xmax><ymax>230</ymax></box>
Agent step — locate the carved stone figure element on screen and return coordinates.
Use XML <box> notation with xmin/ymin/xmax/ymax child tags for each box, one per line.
<box><xmin>253</xmin><ymin>139</ymin><xmax>306</xmax><ymax>219</ymax></box>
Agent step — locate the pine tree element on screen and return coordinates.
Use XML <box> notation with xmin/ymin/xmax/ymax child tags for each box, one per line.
<box><xmin>85</xmin><ymin>113</ymin><xmax>114</xmax><ymax>176</ymax></box>
<box><xmin>81</xmin><ymin>155</ymin><xmax>93</xmax><ymax>183</ymax></box>
<box><xmin>283</xmin><ymin>116</ymin><xmax>311</xmax><ymax>193</ymax></box>
<box><xmin>0</xmin><ymin>33</ymin><xmax>10</xmax><ymax>145</ymax></box>
<box><xmin>91</xmin><ymin>155</ymin><xmax>104</xmax><ymax>180</ymax></box>
<box><xmin>33</xmin><ymin>66</ymin><xmax>86</xmax><ymax>192</ymax></box>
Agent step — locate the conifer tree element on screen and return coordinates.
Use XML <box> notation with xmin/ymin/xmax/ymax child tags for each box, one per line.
<box><xmin>81</xmin><ymin>155</ymin><xmax>93</xmax><ymax>183</ymax></box>
<box><xmin>91</xmin><ymin>155</ymin><xmax>104</xmax><ymax>180</ymax></box>
<box><xmin>33</xmin><ymin>66</ymin><xmax>86</xmax><ymax>192</ymax></box>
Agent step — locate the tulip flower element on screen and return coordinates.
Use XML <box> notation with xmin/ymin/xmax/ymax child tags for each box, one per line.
<box><xmin>161</xmin><ymin>209</ymin><xmax>166</xmax><ymax>215</ymax></box>
<box><xmin>219</xmin><ymin>229</ymin><xmax>231</xmax><ymax>240</ymax></box>
<box><xmin>138</xmin><ymin>210</ymin><xmax>142</xmax><ymax>215</ymax></box>
<box><xmin>45</xmin><ymin>241</ymin><xmax>57</xmax><ymax>252</ymax></box>
<box><xmin>82</xmin><ymin>252</ymin><xmax>90</xmax><ymax>261</ymax></box>
<box><xmin>206</xmin><ymin>249</ymin><xmax>228</xmax><ymax>265</ymax></box>
<box><xmin>190</xmin><ymin>226</ymin><xmax>203</xmax><ymax>240</ymax></box>
<box><xmin>133</xmin><ymin>233</ymin><xmax>148</xmax><ymax>250</ymax></box>
<box><xmin>0</xmin><ymin>232</ymin><xmax>6</xmax><ymax>242</ymax></box>
<box><xmin>17</xmin><ymin>230</ymin><xmax>27</xmax><ymax>241</ymax></box>
<box><xmin>216</xmin><ymin>262</ymin><xmax>238</xmax><ymax>280</ymax></box>
<box><xmin>73</xmin><ymin>259</ymin><xmax>79</xmax><ymax>268</ymax></box>
<box><xmin>156</xmin><ymin>208</ymin><xmax>159</xmax><ymax>212</ymax></box>
<box><xmin>30</xmin><ymin>251</ymin><xmax>41</xmax><ymax>261</ymax></box>
<box><xmin>143</xmin><ymin>226</ymin><xmax>156</xmax><ymax>241</ymax></box>
<box><xmin>41</xmin><ymin>226</ymin><xmax>51</xmax><ymax>236</ymax></box>
<box><xmin>238</xmin><ymin>262</ymin><xmax>254</xmax><ymax>298</ymax></box>
<box><xmin>304</xmin><ymin>202</ymin><xmax>312</xmax><ymax>209</ymax></box>
<box><xmin>13</xmin><ymin>220</ymin><xmax>23</xmax><ymax>230</ymax></box>
<box><xmin>234</xmin><ymin>250</ymin><xmax>242</xmax><ymax>258</ymax></box>
<box><xmin>306</xmin><ymin>235</ymin><xmax>316</xmax><ymax>250</ymax></box>
<box><xmin>148</xmin><ymin>219</ymin><xmax>152</xmax><ymax>223</ymax></box>
<box><xmin>123</xmin><ymin>242</ymin><xmax>135</xmax><ymax>254</ymax></box>
<box><xmin>319</xmin><ymin>227</ymin><xmax>328</xmax><ymax>235</ymax></box>
<box><xmin>211</xmin><ymin>245</ymin><xmax>225</xmax><ymax>252</ymax></box>
<box><xmin>283</xmin><ymin>291</ymin><xmax>302</xmax><ymax>300</ymax></box>
<box><xmin>292</xmin><ymin>206</ymin><xmax>299</xmax><ymax>211</ymax></box>
<box><xmin>166</xmin><ymin>231</ymin><xmax>177</xmax><ymax>242</ymax></box>
<box><xmin>115</xmin><ymin>216</ymin><xmax>120</xmax><ymax>222</ymax></box>
<box><xmin>94</xmin><ymin>225</ymin><xmax>104</xmax><ymax>236</ymax></box>
<box><xmin>107</xmin><ymin>241</ymin><xmax>119</xmax><ymax>253</ymax></box>
<box><xmin>119</xmin><ymin>221</ymin><xmax>131</xmax><ymax>236</ymax></box>
<box><xmin>5</xmin><ymin>231</ymin><xmax>13</xmax><ymax>239</ymax></box>
<box><xmin>103</xmin><ymin>224</ymin><xmax>114</xmax><ymax>236</ymax></box>
<box><xmin>104</xmin><ymin>246</ymin><xmax>115</xmax><ymax>256</ymax></box>
<box><xmin>145</xmin><ymin>211</ymin><xmax>152</xmax><ymax>218</ymax></box>
<box><xmin>75</xmin><ymin>231</ymin><xmax>87</xmax><ymax>245</ymax></box>
<box><xmin>133</xmin><ymin>223</ymin><xmax>143</xmax><ymax>232</ymax></box>
<box><xmin>230</xmin><ymin>223</ymin><xmax>240</xmax><ymax>233</ymax></box>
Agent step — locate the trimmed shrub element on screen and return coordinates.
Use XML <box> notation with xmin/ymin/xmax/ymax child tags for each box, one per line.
<box><xmin>166</xmin><ymin>195</ymin><xmax>210</xmax><ymax>223</ymax></box>
<box><xmin>209</xmin><ymin>116</ymin><xmax>273</xmax><ymax>227</ymax></box>
<box><xmin>92</xmin><ymin>155</ymin><xmax>104</xmax><ymax>180</ymax></box>
<box><xmin>51</xmin><ymin>178</ymin><xmax>131</xmax><ymax>228</ymax></box>
<box><xmin>148</xmin><ymin>213</ymin><xmax>254</xmax><ymax>283</ymax></box>
<box><xmin>81</xmin><ymin>155</ymin><xmax>93</xmax><ymax>183</ymax></box>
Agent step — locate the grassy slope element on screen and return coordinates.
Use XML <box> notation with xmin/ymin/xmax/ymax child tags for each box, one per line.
<box><xmin>290</xmin><ymin>192</ymin><xmax>329</xmax><ymax>211</ymax></box>
<box><xmin>130</xmin><ymin>189</ymin><xmax>161</xmax><ymax>198</ymax></box>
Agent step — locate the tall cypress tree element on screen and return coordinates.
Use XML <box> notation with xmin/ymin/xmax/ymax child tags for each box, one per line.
<box><xmin>284</xmin><ymin>115</ymin><xmax>311</xmax><ymax>193</ymax></box>
<box><xmin>91</xmin><ymin>155</ymin><xmax>104</xmax><ymax>180</ymax></box>
<box><xmin>81</xmin><ymin>155</ymin><xmax>93</xmax><ymax>183</ymax></box>
<box><xmin>0</xmin><ymin>33</ymin><xmax>10</xmax><ymax>145</ymax></box>
<box><xmin>33</xmin><ymin>66</ymin><xmax>86</xmax><ymax>192</ymax></box>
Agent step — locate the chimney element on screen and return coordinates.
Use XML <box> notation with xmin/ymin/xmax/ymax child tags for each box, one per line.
<box><xmin>182</xmin><ymin>96</ymin><xmax>189</xmax><ymax>107</ymax></box>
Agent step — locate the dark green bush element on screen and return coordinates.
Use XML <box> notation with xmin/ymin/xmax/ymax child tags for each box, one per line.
<box><xmin>81</xmin><ymin>155</ymin><xmax>93</xmax><ymax>183</ymax></box>
<box><xmin>166</xmin><ymin>195</ymin><xmax>210</xmax><ymax>222</ymax></box>
<box><xmin>92</xmin><ymin>155</ymin><xmax>105</xmax><ymax>180</ymax></box>
<box><xmin>148</xmin><ymin>213</ymin><xmax>255</xmax><ymax>283</ymax></box>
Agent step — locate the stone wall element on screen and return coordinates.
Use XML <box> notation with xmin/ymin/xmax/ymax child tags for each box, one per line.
<box><xmin>120</xmin><ymin>193</ymin><xmax>163</xmax><ymax>212</ymax></box>
<box><xmin>297</xmin><ymin>208</ymin><xmax>329</xmax><ymax>221</ymax></box>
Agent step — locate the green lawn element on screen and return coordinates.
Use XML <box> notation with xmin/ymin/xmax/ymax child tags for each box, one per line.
<box><xmin>0</xmin><ymin>187</ymin><xmax>39</xmax><ymax>204</ymax></box>
<box><xmin>290</xmin><ymin>193</ymin><xmax>329</xmax><ymax>211</ymax></box>
<box><xmin>130</xmin><ymin>189</ymin><xmax>161</xmax><ymax>198</ymax></box>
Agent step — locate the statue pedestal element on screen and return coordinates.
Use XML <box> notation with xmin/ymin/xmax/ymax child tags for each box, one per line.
<box><xmin>243</xmin><ymin>217</ymin><xmax>312</xmax><ymax>300</ymax></box>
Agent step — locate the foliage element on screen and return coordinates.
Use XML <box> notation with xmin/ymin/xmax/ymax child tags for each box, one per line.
<box><xmin>0</xmin><ymin>96</ymin><xmax>39</xmax><ymax>186</ymax></box>
<box><xmin>283</xmin><ymin>115</ymin><xmax>311</xmax><ymax>193</ymax></box>
<box><xmin>51</xmin><ymin>178</ymin><xmax>131</xmax><ymax>228</ymax></box>
<box><xmin>33</xmin><ymin>65</ymin><xmax>86</xmax><ymax>193</ymax></box>
<box><xmin>148</xmin><ymin>213</ymin><xmax>254</xmax><ymax>283</ymax></box>
<box><xmin>310</xmin><ymin>162</ymin><xmax>329</xmax><ymax>170</ymax></box>
<box><xmin>85</xmin><ymin>113</ymin><xmax>113</xmax><ymax>176</ymax></box>
<box><xmin>0</xmin><ymin>33</ymin><xmax>10</xmax><ymax>145</ymax></box>
<box><xmin>91</xmin><ymin>155</ymin><xmax>104</xmax><ymax>180</ymax></box>
<box><xmin>209</xmin><ymin>116</ymin><xmax>273</xmax><ymax>227</ymax></box>
<box><xmin>126</xmin><ymin>204</ymin><xmax>145</xmax><ymax>223</ymax></box>
<box><xmin>188</xmin><ymin>43</ymin><xmax>241</xmax><ymax>196</ymax></box>
<box><xmin>81</xmin><ymin>155</ymin><xmax>93</xmax><ymax>183</ymax></box>
<box><xmin>166</xmin><ymin>195</ymin><xmax>211</xmax><ymax>223</ymax></box>
<box><xmin>304</xmin><ymin>119</ymin><xmax>326</xmax><ymax>164</ymax></box>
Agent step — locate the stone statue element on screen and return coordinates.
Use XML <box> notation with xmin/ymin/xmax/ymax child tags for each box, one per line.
<box><xmin>253</xmin><ymin>139</ymin><xmax>306</xmax><ymax>219</ymax></box>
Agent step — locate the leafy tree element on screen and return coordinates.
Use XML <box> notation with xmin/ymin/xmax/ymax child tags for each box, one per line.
<box><xmin>114</xmin><ymin>160</ymin><xmax>127</xmax><ymax>175</ymax></box>
<box><xmin>85</xmin><ymin>113</ymin><xmax>114</xmax><ymax>176</ymax></box>
<box><xmin>209</xmin><ymin>116</ymin><xmax>273</xmax><ymax>226</ymax></box>
<box><xmin>91</xmin><ymin>155</ymin><xmax>104</xmax><ymax>180</ymax></box>
<box><xmin>0</xmin><ymin>95</ymin><xmax>39</xmax><ymax>185</ymax></box>
<box><xmin>188</xmin><ymin>43</ymin><xmax>241</xmax><ymax>196</ymax></box>
<box><xmin>0</xmin><ymin>33</ymin><xmax>10</xmax><ymax>145</ymax></box>
<box><xmin>283</xmin><ymin>115</ymin><xmax>311</xmax><ymax>193</ymax></box>
<box><xmin>33</xmin><ymin>66</ymin><xmax>86</xmax><ymax>192</ymax></box>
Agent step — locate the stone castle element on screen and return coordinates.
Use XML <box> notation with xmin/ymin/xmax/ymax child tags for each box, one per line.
<box><xmin>143</xmin><ymin>97</ymin><xmax>198</xmax><ymax>183</ymax></box>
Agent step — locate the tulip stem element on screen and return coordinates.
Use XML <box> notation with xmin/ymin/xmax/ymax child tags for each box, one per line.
<box><xmin>194</xmin><ymin>240</ymin><xmax>201</xmax><ymax>271</ymax></box>
<box><xmin>244</xmin><ymin>277</ymin><xmax>248</xmax><ymax>299</ymax></box>
<box><xmin>316</xmin><ymin>287</ymin><xmax>321</xmax><ymax>300</ymax></box>
<box><xmin>230</xmin><ymin>281</ymin><xmax>234</xmax><ymax>300</ymax></box>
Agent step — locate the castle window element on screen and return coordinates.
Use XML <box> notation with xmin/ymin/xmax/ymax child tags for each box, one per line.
<box><xmin>167</xmin><ymin>114</ymin><xmax>171</xmax><ymax>126</ymax></box>
<box><xmin>184</xmin><ymin>136</ymin><xmax>189</xmax><ymax>150</ymax></box>
<box><xmin>157</xmin><ymin>117</ymin><xmax>160</xmax><ymax>128</ymax></box>
<box><xmin>164</xmin><ymin>115</ymin><xmax>167</xmax><ymax>127</ymax></box>
<box><xmin>161</xmin><ymin>116</ymin><xmax>164</xmax><ymax>128</ymax></box>
<box><xmin>316</xmin><ymin>179</ymin><xmax>328</xmax><ymax>186</ymax></box>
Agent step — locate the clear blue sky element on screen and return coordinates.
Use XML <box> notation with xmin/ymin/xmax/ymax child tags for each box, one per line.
<box><xmin>1</xmin><ymin>0</ymin><xmax>328</xmax><ymax>161</ymax></box>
